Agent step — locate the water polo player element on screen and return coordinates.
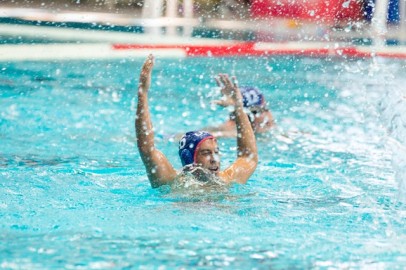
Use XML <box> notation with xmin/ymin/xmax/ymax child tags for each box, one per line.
<box><xmin>135</xmin><ymin>55</ymin><xmax>258</xmax><ymax>188</ymax></box>
<box><xmin>206</xmin><ymin>83</ymin><xmax>274</xmax><ymax>138</ymax></box>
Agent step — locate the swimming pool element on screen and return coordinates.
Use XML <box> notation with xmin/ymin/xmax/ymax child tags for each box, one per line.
<box><xmin>1</xmin><ymin>56</ymin><xmax>405</xmax><ymax>269</ymax></box>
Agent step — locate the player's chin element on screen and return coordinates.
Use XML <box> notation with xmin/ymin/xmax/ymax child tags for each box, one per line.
<box><xmin>208</xmin><ymin>167</ymin><xmax>220</xmax><ymax>175</ymax></box>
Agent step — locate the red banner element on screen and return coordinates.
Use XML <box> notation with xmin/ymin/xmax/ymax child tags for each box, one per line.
<box><xmin>251</xmin><ymin>0</ymin><xmax>363</xmax><ymax>24</ymax></box>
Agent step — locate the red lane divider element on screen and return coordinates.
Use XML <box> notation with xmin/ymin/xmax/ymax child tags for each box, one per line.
<box><xmin>112</xmin><ymin>43</ymin><xmax>333</xmax><ymax>57</ymax></box>
<box><xmin>113</xmin><ymin>43</ymin><xmax>261</xmax><ymax>56</ymax></box>
<box><xmin>335</xmin><ymin>47</ymin><xmax>374</xmax><ymax>58</ymax></box>
<box><xmin>112</xmin><ymin>43</ymin><xmax>406</xmax><ymax>59</ymax></box>
<box><xmin>185</xmin><ymin>43</ymin><xmax>259</xmax><ymax>56</ymax></box>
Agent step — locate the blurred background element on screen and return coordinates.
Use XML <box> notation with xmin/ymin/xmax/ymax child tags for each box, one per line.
<box><xmin>0</xmin><ymin>0</ymin><xmax>405</xmax><ymax>43</ymax></box>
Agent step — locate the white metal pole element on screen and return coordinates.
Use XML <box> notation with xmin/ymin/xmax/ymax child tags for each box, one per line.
<box><xmin>400</xmin><ymin>0</ymin><xmax>406</xmax><ymax>43</ymax></box>
<box><xmin>183</xmin><ymin>0</ymin><xmax>194</xmax><ymax>37</ymax></box>
<box><xmin>371</xmin><ymin>0</ymin><xmax>389</xmax><ymax>46</ymax></box>
<box><xmin>142</xmin><ymin>0</ymin><xmax>164</xmax><ymax>35</ymax></box>
<box><xmin>166</xmin><ymin>0</ymin><xmax>178</xmax><ymax>36</ymax></box>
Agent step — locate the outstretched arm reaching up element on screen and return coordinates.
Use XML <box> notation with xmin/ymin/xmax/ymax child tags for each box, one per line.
<box><xmin>216</xmin><ymin>74</ymin><xmax>258</xmax><ymax>184</ymax></box>
<box><xmin>135</xmin><ymin>55</ymin><xmax>177</xmax><ymax>188</ymax></box>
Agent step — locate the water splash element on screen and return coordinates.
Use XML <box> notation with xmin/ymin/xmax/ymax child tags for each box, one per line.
<box><xmin>375</xmin><ymin>61</ymin><xmax>406</xmax><ymax>202</ymax></box>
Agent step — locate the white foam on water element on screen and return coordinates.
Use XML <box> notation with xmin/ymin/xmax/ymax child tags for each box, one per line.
<box><xmin>374</xmin><ymin>60</ymin><xmax>406</xmax><ymax>202</ymax></box>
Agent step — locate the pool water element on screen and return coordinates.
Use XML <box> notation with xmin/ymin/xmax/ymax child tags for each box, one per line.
<box><xmin>1</xmin><ymin>56</ymin><xmax>405</xmax><ymax>269</ymax></box>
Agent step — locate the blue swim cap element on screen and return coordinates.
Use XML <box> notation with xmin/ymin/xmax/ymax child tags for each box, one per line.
<box><xmin>240</xmin><ymin>86</ymin><xmax>266</xmax><ymax>108</ymax></box>
<box><xmin>179</xmin><ymin>131</ymin><xmax>214</xmax><ymax>166</ymax></box>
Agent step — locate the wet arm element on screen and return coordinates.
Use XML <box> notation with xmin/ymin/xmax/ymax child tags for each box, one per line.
<box><xmin>204</xmin><ymin>120</ymin><xmax>237</xmax><ymax>138</ymax></box>
<box><xmin>135</xmin><ymin>56</ymin><xmax>177</xmax><ymax>188</ymax></box>
<box><xmin>231</xmin><ymin>97</ymin><xmax>258</xmax><ymax>183</ymax></box>
<box><xmin>218</xmin><ymin>75</ymin><xmax>258</xmax><ymax>183</ymax></box>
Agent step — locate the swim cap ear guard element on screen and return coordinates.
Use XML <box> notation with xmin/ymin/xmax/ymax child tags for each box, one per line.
<box><xmin>179</xmin><ymin>148</ymin><xmax>194</xmax><ymax>167</ymax></box>
<box><xmin>178</xmin><ymin>131</ymin><xmax>214</xmax><ymax>167</ymax></box>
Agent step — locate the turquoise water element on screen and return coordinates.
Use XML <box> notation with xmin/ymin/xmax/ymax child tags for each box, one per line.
<box><xmin>1</xmin><ymin>56</ymin><xmax>405</xmax><ymax>269</ymax></box>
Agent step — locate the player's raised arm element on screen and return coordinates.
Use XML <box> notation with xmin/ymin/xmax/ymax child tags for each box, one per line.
<box><xmin>135</xmin><ymin>55</ymin><xmax>177</xmax><ymax>188</ymax></box>
<box><xmin>217</xmin><ymin>74</ymin><xmax>258</xmax><ymax>184</ymax></box>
